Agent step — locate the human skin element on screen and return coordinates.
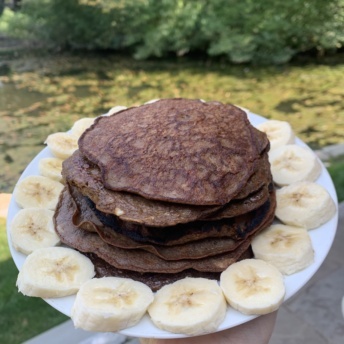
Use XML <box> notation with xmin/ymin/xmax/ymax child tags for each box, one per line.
<box><xmin>140</xmin><ymin>311</ymin><xmax>278</xmax><ymax>344</ymax></box>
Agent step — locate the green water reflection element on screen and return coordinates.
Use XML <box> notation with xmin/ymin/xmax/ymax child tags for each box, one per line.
<box><xmin>1</xmin><ymin>53</ymin><xmax>344</xmax><ymax>192</ymax></box>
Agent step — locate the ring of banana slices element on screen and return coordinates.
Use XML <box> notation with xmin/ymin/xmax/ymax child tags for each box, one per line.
<box><xmin>6</xmin><ymin>102</ymin><xmax>338</xmax><ymax>338</ymax></box>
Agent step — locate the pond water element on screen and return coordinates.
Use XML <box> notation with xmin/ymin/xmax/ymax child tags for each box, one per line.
<box><xmin>0</xmin><ymin>75</ymin><xmax>99</xmax><ymax>192</ymax></box>
<box><xmin>1</xmin><ymin>53</ymin><xmax>344</xmax><ymax>192</ymax></box>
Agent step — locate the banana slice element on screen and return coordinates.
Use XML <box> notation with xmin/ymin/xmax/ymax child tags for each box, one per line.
<box><xmin>72</xmin><ymin>277</ymin><xmax>154</xmax><ymax>332</ymax></box>
<box><xmin>45</xmin><ymin>132</ymin><xmax>78</xmax><ymax>159</ymax></box>
<box><xmin>269</xmin><ymin>144</ymin><xmax>322</xmax><ymax>186</ymax></box>
<box><xmin>17</xmin><ymin>247</ymin><xmax>95</xmax><ymax>298</ymax></box>
<box><xmin>251</xmin><ymin>224</ymin><xmax>314</xmax><ymax>275</ymax></box>
<box><xmin>148</xmin><ymin>277</ymin><xmax>226</xmax><ymax>336</ymax></box>
<box><xmin>14</xmin><ymin>175</ymin><xmax>64</xmax><ymax>210</ymax></box>
<box><xmin>38</xmin><ymin>157</ymin><xmax>64</xmax><ymax>182</ymax></box>
<box><xmin>220</xmin><ymin>259</ymin><xmax>285</xmax><ymax>315</ymax></box>
<box><xmin>257</xmin><ymin>120</ymin><xmax>295</xmax><ymax>150</ymax></box>
<box><xmin>106</xmin><ymin>105</ymin><xmax>127</xmax><ymax>116</ymax></box>
<box><xmin>70</xmin><ymin>117</ymin><xmax>96</xmax><ymax>138</ymax></box>
<box><xmin>10</xmin><ymin>208</ymin><xmax>60</xmax><ymax>255</ymax></box>
<box><xmin>275</xmin><ymin>181</ymin><xmax>336</xmax><ymax>229</ymax></box>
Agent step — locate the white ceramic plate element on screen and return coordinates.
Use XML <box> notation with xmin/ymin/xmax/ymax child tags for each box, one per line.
<box><xmin>6</xmin><ymin>112</ymin><xmax>339</xmax><ymax>339</ymax></box>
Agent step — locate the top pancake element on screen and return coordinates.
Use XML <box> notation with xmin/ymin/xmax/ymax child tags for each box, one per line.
<box><xmin>79</xmin><ymin>99</ymin><xmax>262</xmax><ymax>205</ymax></box>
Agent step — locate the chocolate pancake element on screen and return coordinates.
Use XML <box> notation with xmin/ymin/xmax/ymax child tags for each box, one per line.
<box><xmin>232</xmin><ymin>145</ymin><xmax>271</xmax><ymax>200</ymax></box>
<box><xmin>68</xmin><ymin>184</ymin><xmax>270</xmax><ymax>260</ymax></box>
<box><xmin>63</xmin><ymin>150</ymin><xmax>221</xmax><ymax>227</ymax></box>
<box><xmin>89</xmin><ymin>187</ymin><xmax>275</xmax><ymax>246</ymax></box>
<box><xmin>63</xmin><ymin>149</ymin><xmax>271</xmax><ymax>227</ymax></box>
<box><xmin>54</xmin><ymin>187</ymin><xmax>275</xmax><ymax>274</ymax></box>
<box><xmin>250</xmin><ymin>125</ymin><xmax>270</xmax><ymax>156</ymax></box>
<box><xmin>70</xmin><ymin>183</ymin><xmax>100</xmax><ymax>233</ymax></box>
<box><xmin>205</xmin><ymin>183</ymin><xmax>270</xmax><ymax>220</ymax></box>
<box><xmin>85</xmin><ymin>248</ymin><xmax>253</xmax><ymax>291</ymax></box>
<box><xmin>79</xmin><ymin>99</ymin><xmax>262</xmax><ymax>205</ymax></box>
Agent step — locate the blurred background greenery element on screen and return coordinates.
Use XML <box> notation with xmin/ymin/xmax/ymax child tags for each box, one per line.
<box><xmin>1</xmin><ymin>1</ymin><xmax>344</xmax><ymax>343</ymax></box>
<box><xmin>1</xmin><ymin>0</ymin><xmax>344</xmax><ymax>64</ymax></box>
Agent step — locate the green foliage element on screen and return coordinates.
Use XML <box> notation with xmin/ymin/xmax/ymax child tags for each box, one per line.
<box><xmin>328</xmin><ymin>158</ymin><xmax>344</xmax><ymax>202</ymax></box>
<box><xmin>200</xmin><ymin>0</ymin><xmax>344</xmax><ymax>64</ymax></box>
<box><xmin>127</xmin><ymin>0</ymin><xmax>208</xmax><ymax>59</ymax></box>
<box><xmin>1</xmin><ymin>0</ymin><xmax>344</xmax><ymax>63</ymax></box>
<box><xmin>0</xmin><ymin>7</ymin><xmax>31</xmax><ymax>38</ymax></box>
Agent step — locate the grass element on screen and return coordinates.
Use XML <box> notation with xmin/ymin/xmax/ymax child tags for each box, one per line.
<box><xmin>0</xmin><ymin>218</ymin><xmax>68</xmax><ymax>344</ymax></box>
<box><xmin>328</xmin><ymin>157</ymin><xmax>344</xmax><ymax>203</ymax></box>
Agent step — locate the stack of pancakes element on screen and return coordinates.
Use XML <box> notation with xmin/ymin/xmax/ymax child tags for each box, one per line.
<box><xmin>54</xmin><ymin>99</ymin><xmax>276</xmax><ymax>291</ymax></box>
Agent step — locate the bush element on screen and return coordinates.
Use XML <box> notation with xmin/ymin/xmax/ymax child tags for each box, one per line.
<box><xmin>0</xmin><ymin>0</ymin><xmax>143</xmax><ymax>48</ymax></box>
<box><xmin>1</xmin><ymin>0</ymin><xmax>344</xmax><ymax>64</ymax></box>
<box><xmin>202</xmin><ymin>0</ymin><xmax>344</xmax><ymax>64</ymax></box>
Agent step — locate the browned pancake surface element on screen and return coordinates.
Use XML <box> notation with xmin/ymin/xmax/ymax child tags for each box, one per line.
<box><xmin>90</xmin><ymin>187</ymin><xmax>275</xmax><ymax>246</ymax></box>
<box><xmin>79</xmin><ymin>99</ymin><xmax>261</xmax><ymax>205</ymax></box>
<box><xmin>85</xmin><ymin>249</ymin><xmax>253</xmax><ymax>291</ymax></box>
<box><xmin>63</xmin><ymin>150</ymin><xmax>271</xmax><ymax>227</ymax></box>
<box><xmin>68</xmin><ymin>184</ymin><xmax>270</xmax><ymax>260</ymax></box>
<box><xmin>54</xmin><ymin>187</ymin><xmax>275</xmax><ymax>274</ymax></box>
<box><xmin>63</xmin><ymin>150</ymin><xmax>221</xmax><ymax>227</ymax></box>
